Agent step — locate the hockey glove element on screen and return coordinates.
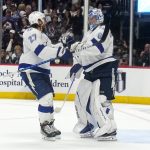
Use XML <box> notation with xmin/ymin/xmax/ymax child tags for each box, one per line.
<box><xmin>70</xmin><ymin>42</ymin><xmax>85</xmax><ymax>53</ymax></box>
<box><xmin>70</xmin><ymin>42</ymin><xmax>80</xmax><ymax>52</ymax></box>
<box><xmin>66</xmin><ymin>64</ymin><xmax>83</xmax><ymax>81</ymax></box>
<box><xmin>61</xmin><ymin>35</ymin><xmax>75</xmax><ymax>49</ymax></box>
<box><xmin>57</xmin><ymin>46</ymin><xmax>72</xmax><ymax>61</ymax></box>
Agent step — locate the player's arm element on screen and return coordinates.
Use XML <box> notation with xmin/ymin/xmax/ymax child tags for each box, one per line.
<box><xmin>70</xmin><ymin>27</ymin><xmax>107</xmax><ymax>54</ymax></box>
<box><xmin>26</xmin><ymin>31</ymin><xmax>66</xmax><ymax>60</ymax></box>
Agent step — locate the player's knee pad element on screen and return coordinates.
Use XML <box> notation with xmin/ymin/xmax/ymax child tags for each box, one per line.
<box><xmin>39</xmin><ymin>93</ymin><xmax>53</xmax><ymax>106</ymax></box>
<box><xmin>74</xmin><ymin>79</ymin><xmax>94</xmax><ymax>133</ymax></box>
<box><xmin>90</xmin><ymin>79</ymin><xmax>112</xmax><ymax>137</ymax></box>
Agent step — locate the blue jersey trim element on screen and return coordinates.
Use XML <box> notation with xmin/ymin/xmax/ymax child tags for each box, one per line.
<box><xmin>91</xmin><ymin>38</ymin><xmax>104</xmax><ymax>53</ymax></box>
<box><xmin>38</xmin><ymin>104</ymin><xmax>54</xmax><ymax>113</ymax></box>
<box><xmin>34</xmin><ymin>44</ymin><xmax>45</xmax><ymax>56</ymax></box>
<box><xmin>19</xmin><ymin>63</ymin><xmax>50</xmax><ymax>74</ymax></box>
<box><xmin>82</xmin><ymin>56</ymin><xmax>113</xmax><ymax>70</ymax></box>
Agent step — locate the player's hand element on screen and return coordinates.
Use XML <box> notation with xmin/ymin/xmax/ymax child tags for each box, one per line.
<box><xmin>57</xmin><ymin>46</ymin><xmax>66</xmax><ymax>57</ymax></box>
<box><xmin>70</xmin><ymin>42</ymin><xmax>80</xmax><ymax>52</ymax></box>
<box><xmin>60</xmin><ymin>35</ymin><xmax>75</xmax><ymax>49</ymax></box>
<box><xmin>60</xmin><ymin>36</ymin><xmax>67</xmax><ymax>47</ymax></box>
<box><xmin>66</xmin><ymin>64</ymin><xmax>83</xmax><ymax>81</ymax></box>
<box><xmin>70</xmin><ymin>42</ymin><xmax>85</xmax><ymax>53</ymax></box>
<box><xmin>57</xmin><ymin>46</ymin><xmax>72</xmax><ymax>60</ymax></box>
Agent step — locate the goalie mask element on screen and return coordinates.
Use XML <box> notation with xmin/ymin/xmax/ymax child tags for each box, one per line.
<box><xmin>88</xmin><ymin>8</ymin><xmax>104</xmax><ymax>31</ymax></box>
<box><xmin>29</xmin><ymin>11</ymin><xmax>46</xmax><ymax>26</ymax></box>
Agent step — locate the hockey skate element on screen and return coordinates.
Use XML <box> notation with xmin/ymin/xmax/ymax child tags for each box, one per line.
<box><xmin>40</xmin><ymin>120</ymin><xmax>61</xmax><ymax>141</ymax></box>
<box><xmin>93</xmin><ymin>118</ymin><xmax>117</xmax><ymax>141</ymax></box>
<box><xmin>95</xmin><ymin>130</ymin><xmax>117</xmax><ymax>141</ymax></box>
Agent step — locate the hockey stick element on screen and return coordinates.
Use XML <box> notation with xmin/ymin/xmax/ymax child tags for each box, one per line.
<box><xmin>18</xmin><ymin>58</ymin><xmax>54</xmax><ymax>72</ymax></box>
<box><xmin>3</xmin><ymin>58</ymin><xmax>54</xmax><ymax>78</ymax></box>
<box><xmin>54</xmin><ymin>75</ymin><xmax>76</xmax><ymax>113</ymax></box>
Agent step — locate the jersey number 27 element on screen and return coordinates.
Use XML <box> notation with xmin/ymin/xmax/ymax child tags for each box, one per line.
<box><xmin>28</xmin><ymin>34</ymin><xmax>36</xmax><ymax>43</ymax></box>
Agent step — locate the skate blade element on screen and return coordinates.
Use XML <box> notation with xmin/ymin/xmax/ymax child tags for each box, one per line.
<box><xmin>42</xmin><ymin>135</ymin><xmax>56</xmax><ymax>141</ymax></box>
<box><xmin>80</xmin><ymin>132</ymin><xmax>94</xmax><ymax>138</ymax></box>
<box><xmin>96</xmin><ymin>136</ymin><xmax>117</xmax><ymax>141</ymax></box>
<box><xmin>55</xmin><ymin>135</ymin><xmax>61</xmax><ymax>139</ymax></box>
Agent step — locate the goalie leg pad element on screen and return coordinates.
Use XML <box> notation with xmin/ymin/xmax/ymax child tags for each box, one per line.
<box><xmin>102</xmin><ymin>101</ymin><xmax>114</xmax><ymax>120</ymax></box>
<box><xmin>95</xmin><ymin>119</ymin><xmax>117</xmax><ymax>141</ymax></box>
<box><xmin>90</xmin><ymin>79</ymin><xmax>112</xmax><ymax>138</ymax></box>
<box><xmin>102</xmin><ymin>101</ymin><xmax>117</xmax><ymax>133</ymax></box>
<box><xmin>73</xmin><ymin>79</ymin><xmax>95</xmax><ymax>136</ymax></box>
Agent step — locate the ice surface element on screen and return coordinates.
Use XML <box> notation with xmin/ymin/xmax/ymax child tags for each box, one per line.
<box><xmin>0</xmin><ymin>99</ymin><xmax>150</xmax><ymax>150</ymax></box>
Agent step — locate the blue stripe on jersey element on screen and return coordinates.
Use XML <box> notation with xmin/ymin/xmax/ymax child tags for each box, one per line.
<box><xmin>86</xmin><ymin>96</ymin><xmax>91</xmax><ymax>115</ymax></box>
<box><xmin>83</xmin><ymin>56</ymin><xmax>113</xmax><ymax>70</ymax></box>
<box><xmin>91</xmin><ymin>38</ymin><xmax>104</xmax><ymax>53</ymax></box>
<box><xmin>19</xmin><ymin>63</ymin><xmax>50</xmax><ymax>74</ymax></box>
<box><xmin>34</xmin><ymin>44</ymin><xmax>45</xmax><ymax>56</ymax></box>
<box><xmin>38</xmin><ymin>104</ymin><xmax>54</xmax><ymax>113</ymax></box>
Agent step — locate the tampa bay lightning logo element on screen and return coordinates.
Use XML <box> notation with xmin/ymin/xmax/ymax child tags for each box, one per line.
<box><xmin>98</xmin><ymin>33</ymin><xmax>102</xmax><ymax>39</ymax></box>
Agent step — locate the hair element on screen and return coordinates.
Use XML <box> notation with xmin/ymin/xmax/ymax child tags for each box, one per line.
<box><xmin>30</xmin><ymin>23</ymin><xmax>39</xmax><ymax>29</ymax></box>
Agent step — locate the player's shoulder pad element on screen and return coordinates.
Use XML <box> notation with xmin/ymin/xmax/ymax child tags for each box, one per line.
<box><xmin>23</xmin><ymin>27</ymin><xmax>41</xmax><ymax>38</ymax></box>
<box><xmin>97</xmin><ymin>25</ymin><xmax>105</xmax><ymax>34</ymax></box>
<box><xmin>97</xmin><ymin>25</ymin><xmax>106</xmax><ymax>40</ymax></box>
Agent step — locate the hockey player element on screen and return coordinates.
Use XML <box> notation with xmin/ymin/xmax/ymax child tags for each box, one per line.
<box><xmin>67</xmin><ymin>8</ymin><xmax>118</xmax><ymax>141</ymax></box>
<box><xmin>18</xmin><ymin>11</ymin><xmax>69</xmax><ymax>141</ymax></box>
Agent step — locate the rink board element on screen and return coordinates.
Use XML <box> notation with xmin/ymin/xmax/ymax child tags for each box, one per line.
<box><xmin>0</xmin><ymin>92</ymin><xmax>150</xmax><ymax>105</ymax></box>
<box><xmin>0</xmin><ymin>65</ymin><xmax>150</xmax><ymax>104</ymax></box>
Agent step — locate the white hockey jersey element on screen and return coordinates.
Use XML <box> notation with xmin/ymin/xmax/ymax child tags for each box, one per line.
<box><xmin>73</xmin><ymin>25</ymin><xmax>116</xmax><ymax>72</ymax></box>
<box><xmin>19</xmin><ymin>27</ymin><xmax>62</xmax><ymax>74</ymax></box>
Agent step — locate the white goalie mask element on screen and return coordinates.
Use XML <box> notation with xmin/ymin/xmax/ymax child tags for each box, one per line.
<box><xmin>28</xmin><ymin>11</ymin><xmax>46</xmax><ymax>25</ymax></box>
<box><xmin>88</xmin><ymin>8</ymin><xmax>104</xmax><ymax>30</ymax></box>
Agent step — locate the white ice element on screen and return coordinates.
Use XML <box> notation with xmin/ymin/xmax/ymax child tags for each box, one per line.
<box><xmin>0</xmin><ymin>99</ymin><xmax>150</xmax><ymax>150</ymax></box>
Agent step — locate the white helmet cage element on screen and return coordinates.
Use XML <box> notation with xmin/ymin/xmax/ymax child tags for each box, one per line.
<box><xmin>28</xmin><ymin>11</ymin><xmax>46</xmax><ymax>25</ymax></box>
<box><xmin>88</xmin><ymin>8</ymin><xmax>104</xmax><ymax>30</ymax></box>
